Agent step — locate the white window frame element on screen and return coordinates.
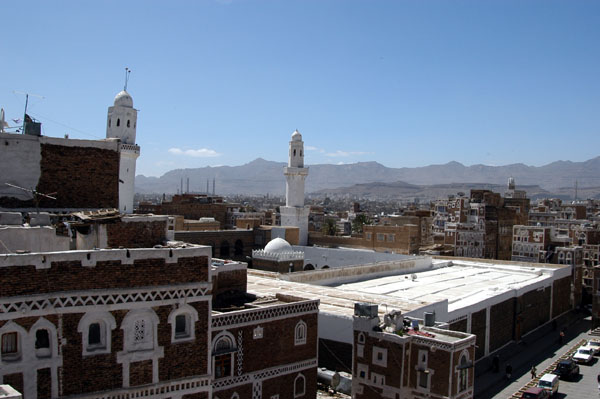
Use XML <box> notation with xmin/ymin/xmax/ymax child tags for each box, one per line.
<box><xmin>294</xmin><ymin>320</ymin><xmax>307</xmax><ymax>346</ymax></box>
<box><xmin>372</xmin><ymin>346</ymin><xmax>387</xmax><ymax>367</ymax></box>
<box><xmin>121</xmin><ymin>308</ymin><xmax>159</xmax><ymax>353</ymax></box>
<box><xmin>0</xmin><ymin>321</ymin><xmax>26</xmax><ymax>362</ymax></box>
<box><xmin>77</xmin><ymin>311</ymin><xmax>116</xmax><ymax>356</ymax></box>
<box><xmin>168</xmin><ymin>304</ymin><xmax>198</xmax><ymax>343</ymax></box>
<box><xmin>31</xmin><ymin>317</ymin><xmax>58</xmax><ymax>359</ymax></box>
<box><xmin>455</xmin><ymin>350</ymin><xmax>471</xmax><ymax>393</ymax></box>
<box><xmin>212</xmin><ymin>331</ymin><xmax>236</xmax><ymax>380</ymax></box>
<box><xmin>294</xmin><ymin>373</ymin><xmax>306</xmax><ymax>398</ymax></box>
<box><xmin>356</xmin><ymin>363</ymin><xmax>368</xmax><ymax>380</ymax></box>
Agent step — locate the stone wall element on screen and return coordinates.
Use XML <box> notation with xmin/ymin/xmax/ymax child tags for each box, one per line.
<box><xmin>106</xmin><ymin>220</ymin><xmax>167</xmax><ymax>248</ymax></box>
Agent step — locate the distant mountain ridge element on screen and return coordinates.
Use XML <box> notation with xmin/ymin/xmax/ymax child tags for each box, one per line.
<box><xmin>135</xmin><ymin>156</ymin><xmax>600</xmax><ymax>197</ymax></box>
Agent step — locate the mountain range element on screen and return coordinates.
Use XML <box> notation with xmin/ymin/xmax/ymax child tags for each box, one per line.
<box><xmin>135</xmin><ymin>156</ymin><xmax>600</xmax><ymax>199</ymax></box>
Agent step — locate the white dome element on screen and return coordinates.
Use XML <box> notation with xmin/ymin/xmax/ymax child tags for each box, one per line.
<box><xmin>114</xmin><ymin>90</ymin><xmax>133</xmax><ymax>107</ymax></box>
<box><xmin>264</xmin><ymin>237</ymin><xmax>292</xmax><ymax>253</ymax></box>
<box><xmin>291</xmin><ymin>129</ymin><xmax>302</xmax><ymax>142</ymax></box>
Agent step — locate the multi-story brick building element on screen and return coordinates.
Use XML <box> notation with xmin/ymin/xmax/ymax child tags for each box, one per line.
<box><xmin>352</xmin><ymin>304</ymin><xmax>476</xmax><ymax>399</ymax></box>
<box><xmin>0</xmin><ymin>216</ymin><xmax>318</xmax><ymax>399</ymax></box>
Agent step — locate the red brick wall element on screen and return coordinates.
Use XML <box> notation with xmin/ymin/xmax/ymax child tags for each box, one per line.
<box><xmin>213</xmin><ymin>384</ymin><xmax>253</xmax><ymax>399</ymax></box>
<box><xmin>37</xmin><ymin>143</ymin><xmax>120</xmax><ymax>209</ymax></box>
<box><xmin>471</xmin><ymin>309</ymin><xmax>487</xmax><ymax>359</ymax></box>
<box><xmin>0</xmin><ymin>255</ymin><xmax>209</xmax><ymax>297</ymax></box>
<box><xmin>130</xmin><ymin>360</ymin><xmax>153</xmax><ymax>387</ymax></box>
<box><xmin>37</xmin><ymin>368</ymin><xmax>52</xmax><ymax>399</ymax></box>
<box><xmin>212</xmin><ymin>268</ymin><xmax>247</xmax><ymax>299</ymax></box>
<box><xmin>106</xmin><ymin>220</ymin><xmax>167</xmax><ymax>248</ymax></box>
<box><xmin>212</xmin><ymin>313</ymin><xmax>317</xmax><ymax>374</ymax></box>
<box><xmin>489</xmin><ymin>298</ymin><xmax>515</xmax><ymax>352</ymax></box>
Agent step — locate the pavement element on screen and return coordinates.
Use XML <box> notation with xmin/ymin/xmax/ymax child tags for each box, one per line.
<box><xmin>475</xmin><ymin>310</ymin><xmax>599</xmax><ymax>399</ymax></box>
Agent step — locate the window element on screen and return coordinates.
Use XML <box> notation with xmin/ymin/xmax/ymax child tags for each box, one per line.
<box><xmin>419</xmin><ymin>371</ymin><xmax>428</xmax><ymax>388</ymax></box>
<box><xmin>253</xmin><ymin>326</ymin><xmax>263</xmax><ymax>339</ymax></box>
<box><xmin>127</xmin><ymin>120</ymin><xmax>130</xmax><ymax>128</ymax></box>
<box><xmin>357</xmin><ymin>332</ymin><xmax>365</xmax><ymax>344</ymax></box>
<box><xmin>293</xmin><ymin>149</ymin><xmax>296</xmax><ymax>156</ymax></box>
<box><xmin>1</xmin><ymin>332</ymin><xmax>17</xmax><ymax>357</ymax></box>
<box><xmin>78</xmin><ymin>311</ymin><xmax>116</xmax><ymax>356</ymax></box>
<box><xmin>295</xmin><ymin>321</ymin><xmax>307</xmax><ymax>346</ymax></box>
<box><xmin>372</xmin><ymin>346</ymin><xmax>387</xmax><ymax>367</ymax></box>
<box><xmin>387</xmin><ymin>234</ymin><xmax>395</xmax><ymax>242</ymax></box>
<box><xmin>89</xmin><ymin>323</ymin><xmax>102</xmax><ymax>346</ymax></box>
<box><xmin>109</xmin><ymin>118</ymin><xmax>111</xmax><ymax>127</ymax></box>
<box><xmin>213</xmin><ymin>333</ymin><xmax>235</xmax><ymax>379</ymax></box>
<box><xmin>365</xmin><ymin>232</ymin><xmax>372</xmax><ymax>240</ymax></box>
<box><xmin>458</xmin><ymin>355</ymin><xmax>469</xmax><ymax>392</ymax></box>
<box><xmin>377</xmin><ymin>233</ymin><xmax>385</xmax><ymax>242</ymax></box>
<box><xmin>294</xmin><ymin>374</ymin><xmax>305</xmax><ymax>398</ymax></box>
<box><xmin>168</xmin><ymin>304</ymin><xmax>198</xmax><ymax>343</ymax></box>
<box><xmin>35</xmin><ymin>329</ymin><xmax>51</xmax><ymax>357</ymax></box>
<box><xmin>117</xmin><ymin>118</ymin><xmax>120</xmax><ymax>127</ymax></box>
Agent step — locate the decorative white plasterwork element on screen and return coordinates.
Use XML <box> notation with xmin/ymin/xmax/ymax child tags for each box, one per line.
<box><xmin>168</xmin><ymin>304</ymin><xmax>199</xmax><ymax>343</ymax></box>
<box><xmin>213</xmin><ymin>358</ymin><xmax>317</xmax><ymax>392</ymax></box>
<box><xmin>212</xmin><ymin>300</ymin><xmax>318</xmax><ymax>330</ymax></box>
<box><xmin>0</xmin><ymin>284</ymin><xmax>211</xmax><ymax>321</ymax></box>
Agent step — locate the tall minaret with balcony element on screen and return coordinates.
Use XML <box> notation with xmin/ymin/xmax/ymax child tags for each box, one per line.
<box><xmin>106</xmin><ymin>89</ymin><xmax>140</xmax><ymax>214</ymax></box>
<box><xmin>280</xmin><ymin>130</ymin><xmax>310</xmax><ymax>245</ymax></box>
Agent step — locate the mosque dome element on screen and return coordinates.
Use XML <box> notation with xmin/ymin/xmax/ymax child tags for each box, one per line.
<box><xmin>291</xmin><ymin>129</ymin><xmax>302</xmax><ymax>142</ymax></box>
<box><xmin>264</xmin><ymin>237</ymin><xmax>293</xmax><ymax>254</ymax></box>
<box><xmin>114</xmin><ymin>90</ymin><xmax>133</xmax><ymax>108</ymax></box>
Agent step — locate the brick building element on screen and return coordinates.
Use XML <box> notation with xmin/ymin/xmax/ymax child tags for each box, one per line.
<box><xmin>0</xmin><ymin>217</ymin><xmax>318</xmax><ymax>399</ymax></box>
<box><xmin>352</xmin><ymin>304</ymin><xmax>476</xmax><ymax>399</ymax></box>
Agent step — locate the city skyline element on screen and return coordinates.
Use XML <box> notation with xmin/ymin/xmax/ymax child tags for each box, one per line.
<box><xmin>1</xmin><ymin>0</ymin><xmax>599</xmax><ymax>177</ymax></box>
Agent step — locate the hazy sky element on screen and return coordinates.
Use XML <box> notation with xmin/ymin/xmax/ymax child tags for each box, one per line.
<box><xmin>1</xmin><ymin>0</ymin><xmax>599</xmax><ymax>177</ymax></box>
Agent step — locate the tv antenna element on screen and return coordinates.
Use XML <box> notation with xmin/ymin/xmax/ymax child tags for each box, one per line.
<box><xmin>124</xmin><ymin>67</ymin><xmax>131</xmax><ymax>91</ymax></box>
<box><xmin>13</xmin><ymin>91</ymin><xmax>45</xmax><ymax>134</ymax></box>
<box><xmin>4</xmin><ymin>183</ymin><xmax>56</xmax><ymax>214</ymax></box>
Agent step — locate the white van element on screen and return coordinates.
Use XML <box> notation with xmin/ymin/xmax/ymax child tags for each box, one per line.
<box><xmin>537</xmin><ymin>373</ymin><xmax>559</xmax><ymax>396</ymax></box>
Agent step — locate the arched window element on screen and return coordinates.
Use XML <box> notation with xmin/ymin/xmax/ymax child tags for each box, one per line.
<box><xmin>109</xmin><ymin>118</ymin><xmax>111</xmax><ymax>127</ymax></box>
<box><xmin>458</xmin><ymin>354</ymin><xmax>470</xmax><ymax>392</ymax></box>
<box><xmin>120</xmin><ymin>308</ymin><xmax>159</xmax><ymax>353</ymax></box>
<box><xmin>234</xmin><ymin>239</ymin><xmax>244</xmax><ymax>256</ymax></box>
<box><xmin>31</xmin><ymin>317</ymin><xmax>58</xmax><ymax>359</ymax></box>
<box><xmin>212</xmin><ymin>332</ymin><xmax>236</xmax><ymax>379</ymax></box>
<box><xmin>78</xmin><ymin>311</ymin><xmax>116</xmax><ymax>356</ymax></box>
<box><xmin>168</xmin><ymin>304</ymin><xmax>199</xmax><ymax>343</ymax></box>
<box><xmin>0</xmin><ymin>321</ymin><xmax>27</xmax><ymax>362</ymax></box>
<box><xmin>303</xmin><ymin>264</ymin><xmax>315</xmax><ymax>271</ymax></box>
<box><xmin>357</xmin><ymin>332</ymin><xmax>365</xmax><ymax>344</ymax></box>
<box><xmin>220</xmin><ymin>241</ymin><xmax>230</xmax><ymax>257</ymax></box>
<box><xmin>295</xmin><ymin>320</ymin><xmax>307</xmax><ymax>346</ymax></box>
<box><xmin>293</xmin><ymin>149</ymin><xmax>296</xmax><ymax>157</ymax></box>
<box><xmin>294</xmin><ymin>374</ymin><xmax>306</xmax><ymax>397</ymax></box>
<box><xmin>117</xmin><ymin>118</ymin><xmax>120</xmax><ymax>127</ymax></box>
<box><xmin>127</xmin><ymin>119</ymin><xmax>130</xmax><ymax>128</ymax></box>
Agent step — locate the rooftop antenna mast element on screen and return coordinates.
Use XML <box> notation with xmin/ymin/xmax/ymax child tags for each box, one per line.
<box><xmin>124</xmin><ymin>67</ymin><xmax>131</xmax><ymax>91</ymax></box>
<box><xmin>13</xmin><ymin>91</ymin><xmax>44</xmax><ymax>134</ymax></box>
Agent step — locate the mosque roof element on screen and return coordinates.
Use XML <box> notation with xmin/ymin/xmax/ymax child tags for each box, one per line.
<box><xmin>114</xmin><ymin>90</ymin><xmax>133</xmax><ymax>108</ymax></box>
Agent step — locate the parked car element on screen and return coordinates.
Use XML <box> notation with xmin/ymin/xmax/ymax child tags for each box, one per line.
<box><xmin>553</xmin><ymin>359</ymin><xmax>580</xmax><ymax>380</ymax></box>
<box><xmin>572</xmin><ymin>346</ymin><xmax>594</xmax><ymax>364</ymax></box>
<box><xmin>537</xmin><ymin>373</ymin><xmax>559</xmax><ymax>396</ymax></box>
<box><xmin>587</xmin><ymin>339</ymin><xmax>600</xmax><ymax>355</ymax></box>
<box><xmin>522</xmin><ymin>387</ymin><xmax>550</xmax><ymax>399</ymax></box>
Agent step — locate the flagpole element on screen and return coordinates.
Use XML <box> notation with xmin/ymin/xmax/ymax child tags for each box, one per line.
<box><xmin>22</xmin><ymin>93</ymin><xmax>28</xmax><ymax>135</ymax></box>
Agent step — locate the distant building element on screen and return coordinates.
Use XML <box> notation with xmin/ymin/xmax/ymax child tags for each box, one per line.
<box><xmin>280</xmin><ymin>130</ymin><xmax>310</xmax><ymax>245</ymax></box>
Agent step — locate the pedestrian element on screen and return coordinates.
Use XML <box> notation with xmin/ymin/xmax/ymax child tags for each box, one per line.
<box><xmin>530</xmin><ymin>365</ymin><xmax>536</xmax><ymax>379</ymax></box>
<box><xmin>505</xmin><ymin>363</ymin><xmax>512</xmax><ymax>380</ymax></box>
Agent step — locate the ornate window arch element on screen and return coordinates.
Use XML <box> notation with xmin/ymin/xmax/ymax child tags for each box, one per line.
<box><xmin>30</xmin><ymin>317</ymin><xmax>58</xmax><ymax>359</ymax></box>
<box><xmin>455</xmin><ymin>349</ymin><xmax>471</xmax><ymax>393</ymax></box>
<box><xmin>77</xmin><ymin>311</ymin><xmax>116</xmax><ymax>356</ymax></box>
<box><xmin>294</xmin><ymin>373</ymin><xmax>306</xmax><ymax>397</ymax></box>
<box><xmin>295</xmin><ymin>320</ymin><xmax>307</xmax><ymax>346</ymax></box>
<box><xmin>121</xmin><ymin>308</ymin><xmax>159</xmax><ymax>352</ymax></box>
<box><xmin>212</xmin><ymin>331</ymin><xmax>236</xmax><ymax>379</ymax></box>
<box><xmin>168</xmin><ymin>304</ymin><xmax>198</xmax><ymax>343</ymax></box>
<box><xmin>0</xmin><ymin>321</ymin><xmax>27</xmax><ymax>362</ymax></box>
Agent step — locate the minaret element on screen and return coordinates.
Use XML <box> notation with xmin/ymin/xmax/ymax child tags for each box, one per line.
<box><xmin>280</xmin><ymin>130</ymin><xmax>310</xmax><ymax>245</ymax></box>
<box><xmin>106</xmin><ymin>89</ymin><xmax>140</xmax><ymax>214</ymax></box>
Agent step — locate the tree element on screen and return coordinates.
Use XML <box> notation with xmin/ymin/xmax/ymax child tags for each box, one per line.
<box><xmin>352</xmin><ymin>213</ymin><xmax>371</xmax><ymax>234</ymax></box>
<box><xmin>322</xmin><ymin>218</ymin><xmax>337</xmax><ymax>236</ymax></box>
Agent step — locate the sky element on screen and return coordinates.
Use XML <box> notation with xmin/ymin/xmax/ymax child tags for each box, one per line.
<box><xmin>1</xmin><ymin>0</ymin><xmax>599</xmax><ymax>177</ymax></box>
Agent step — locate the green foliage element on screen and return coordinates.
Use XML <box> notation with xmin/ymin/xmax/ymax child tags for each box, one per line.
<box><xmin>322</xmin><ymin>218</ymin><xmax>337</xmax><ymax>236</ymax></box>
<box><xmin>352</xmin><ymin>213</ymin><xmax>371</xmax><ymax>234</ymax></box>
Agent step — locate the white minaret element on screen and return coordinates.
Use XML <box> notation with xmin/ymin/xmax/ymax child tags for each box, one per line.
<box><xmin>280</xmin><ymin>130</ymin><xmax>310</xmax><ymax>245</ymax></box>
<box><xmin>106</xmin><ymin>89</ymin><xmax>140</xmax><ymax>214</ymax></box>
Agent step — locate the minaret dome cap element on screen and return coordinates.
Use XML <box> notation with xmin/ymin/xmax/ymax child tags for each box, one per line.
<box><xmin>114</xmin><ymin>90</ymin><xmax>133</xmax><ymax>108</ymax></box>
<box><xmin>291</xmin><ymin>129</ymin><xmax>302</xmax><ymax>142</ymax></box>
